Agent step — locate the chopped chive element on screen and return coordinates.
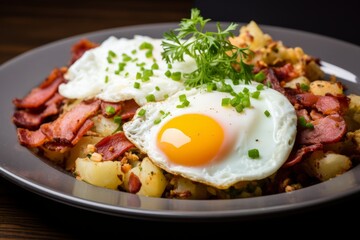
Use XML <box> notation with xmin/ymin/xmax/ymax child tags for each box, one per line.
<box><xmin>131</xmin><ymin>49</ymin><xmax>137</xmax><ymax>54</ymax></box>
<box><xmin>298</xmin><ymin>116</ymin><xmax>314</xmax><ymax>129</ymax></box>
<box><xmin>164</xmin><ymin>94</ymin><xmax>169</xmax><ymax>99</ymax></box>
<box><xmin>235</xmin><ymin>104</ymin><xmax>244</xmax><ymax>113</ymax></box>
<box><xmin>142</xmin><ymin>69</ymin><xmax>153</xmax><ymax>81</ymax></box>
<box><xmin>300</xmin><ymin>83</ymin><xmax>310</xmax><ymax>91</ymax></box>
<box><xmin>114</xmin><ymin>116</ymin><xmax>122</xmax><ymax>124</ymax></box>
<box><xmin>155</xmin><ymin>86</ymin><xmax>160</xmax><ymax>91</ymax></box>
<box><xmin>136</xmin><ymin>72</ymin><xmax>142</xmax><ymax>80</ymax></box>
<box><xmin>248</xmin><ymin>149</ymin><xmax>260</xmax><ymax>159</ymax></box>
<box><xmin>160</xmin><ymin>110</ymin><xmax>165</xmax><ymax>115</ymax></box>
<box><xmin>256</xmin><ymin>84</ymin><xmax>264</xmax><ymax>90</ymax></box>
<box><xmin>264</xmin><ymin>110</ymin><xmax>271</xmax><ymax>117</ymax></box>
<box><xmin>108</xmin><ymin>50</ymin><xmax>117</xmax><ymax>58</ymax></box>
<box><xmin>243</xmin><ymin>87</ymin><xmax>249</xmax><ymax>94</ymax></box>
<box><xmin>154</xmin><ymin>118</ymin><xmax>161</xmax><ymax>124</ymax></box>
<box><xmin>177</xmin><ymin>94</ymin><xmax>190</xmax><ymax>108</ymax></box>
<box><xmin>207</xmin><ymin>83</ymin><xmax>216</xmax><ymax>92</ymax></box>
<box><xmin>122</xmin><ymin>53</ymin><xmax>132</xmax><ymax>62</ymax></box>
<box><xmin>165</xmin><ymin>70</ymin><xmax>171</xmax><ymax>78</ymax></box>
<box><xmin>146</xmin><ymin>94</ymin><xmax>156</xmax><ymax>102</ymax></box>
<box><xmin>138</xmin><ymin>109</ymin><xmax>146</xmax><ymax>116</ymax></box>
<box><xmin>133</xmin><ymin>82</ymin><xmax>140</xmax><ymax>89</ymax></box>
<box><xmin>151</xmin><ymin>63</ymin><xmax>159</xmax><ymax>70</ymax></box>
<box><xmin>254</xmin><ymin>71</ymin><xmax>266</xmax><ymax>82</ymax></box>
<box><xmin>106</xmin><ymin>56</ymin><xmax>113</xmax><ymax>64</ymax></box>
<box><xmin>179</xmin><ymin>94</ymin><xmax>187</xmax><ymax>102</ymax></box>
<box><xmin>136</xmin><ymin>62</ymin><xmax>146</xmax><ymax>67</ymax></box>
<box><xmin>230</xmin><ymin>96</ymin><xmax>240</xmax><ymax>107</ymax></box>
<box><xmin>139</xmin><ymin>42</ymin><xmax>153</xmax><ymax>50</ymax></box>
<box><xmin>222</xmin><ymin>98</ymin><xmax>231</xmax><ymax>106</ymax></box>
<box><xmin>105</xmin><ymin>75</ymin><xmax>109</xmax><ymax>83</ymax></box>
<box><xmin>251</xmin><ymin>91</ymin><xmax>260</xmax><ymax>99</ymax></box>
<box><xmin>105</xmin><ymin>106</ymin><xmax>115</xmax><ymax>115</ymax></box>
<box><xmin>171</xmin><ymin>72</ymin><xmax>182</xmax><ymax>81</ymax></box>
<box><xmin>145</xmin><ymin>50</ymin><xmax>153</xmax><ymax>58</ymax></box>
<box><xmin>241</xmin><ymin>97</ymin><xmax>250</xmax><ymax>108</ymax></box>
<box><xmin>167</xmin><ymin>63</ymin><xmax>172</xmax><ymax>69</ymax></box>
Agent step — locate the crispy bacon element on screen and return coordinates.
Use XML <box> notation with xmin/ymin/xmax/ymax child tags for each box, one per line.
<box><xmin>12</xmin><ymin>93</ymin><xmax>64</xmax><ymax>129</ymax></box>
<box><xmin>297</xmin><ymin>114</ymin><xmax>347</xmax><ymax>145</ymax></box>
<box><xmin>101</xmin><ymin>101</ymin><xmax>122</xmax><ymax>118</ymax></box>
<box><xmin>40</xmin><ymin>99</ymin><xmax>100</xmax><ymax>144</ymax></box>
<box><xmin>120</xmin><ymin>99</ymin><xmax>140</xmax><ymax>120</ymax></box>
<box><xmin>296</xmin><ymin>93</ymin><xmax>349</xmax><ymax>115</ymax></box>
<box><xmin>283</xmin><ymin>143</ymin><xmax>323</xmax><ymax>168</ymax></box>
<box><xmin>13</xmin><ymin>68</ymin><xmax>66</xmax><ymax>109</ymax></box>
<box><xmin>95</xmin><ymin>132</ymin><xmax>135</xmax><ymax>161</ymax></box>
<box><xmin>69</xmin><ymin>39</ymin><xmax>99</xmax><ymax>65</ymax></box>
<box><xmin>128</xmin><ymin>172</ymin><xmax>142</xmax><ymax>194</ymax></box>
<box><xmin>17</xmin><ymin>128</ymin><xmax>47</xmax><ymax>147</ymax></box>
<box><xmin>273</xmin><ymin>63</ymin><xmax>299</xmax><ymax>82</ymax></box>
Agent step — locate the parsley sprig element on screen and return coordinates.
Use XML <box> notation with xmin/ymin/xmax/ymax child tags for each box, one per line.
<box><xmin>161</xmin><ymin>8</ymin><xmax>254</xmax><ymax>88</ymax></box>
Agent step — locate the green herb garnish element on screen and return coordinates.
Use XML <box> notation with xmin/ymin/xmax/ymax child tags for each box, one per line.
<box><xmin>248</xmin><ymin>149</ymin><xmax>260</xmax><ymax>159</ymax></box>
<box><xmin>161</xmin><ymin>8</ymin><xmax>253</xmax><ymax>88</ymax></box>
<box><xmin>298</xmin><ymin>116</ymin><xmax>314</xmax><ymax>129</ymax></box>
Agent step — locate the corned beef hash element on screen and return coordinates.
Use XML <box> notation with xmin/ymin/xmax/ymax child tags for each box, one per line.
<box><xmin>12</xmin><ymin>9</ymin><xmax>360</xmax><ymax>199</ymax></box>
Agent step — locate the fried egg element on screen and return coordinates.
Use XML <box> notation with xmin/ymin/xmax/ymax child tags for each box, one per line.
<box><xmin>59</xmin><ymin>35</ymin><xmax>196</xmax><ymax>106</ymax></box>
<box><xmin>123</xmin><ymin>83</ymin><xmax>297</xmax><ymax>189</ymax></box>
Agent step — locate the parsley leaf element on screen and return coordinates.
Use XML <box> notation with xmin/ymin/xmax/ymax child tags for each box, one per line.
<box><xmin>161</xmin><ymin>8</ymin><xmax>254</xmax><ymax>88</ymax></box>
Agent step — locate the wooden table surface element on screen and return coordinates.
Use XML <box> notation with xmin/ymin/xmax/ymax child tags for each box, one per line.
<box><xmin>1</xmin><ymin>1</ymin><xmax>360</xmax><ymax>239</ymax></box>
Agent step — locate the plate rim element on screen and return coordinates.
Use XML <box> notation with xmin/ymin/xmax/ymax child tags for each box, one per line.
<box><xmin>1</xmin><ymin>21</ymin><xmax>360</xmax><ymax>221</ymax></box>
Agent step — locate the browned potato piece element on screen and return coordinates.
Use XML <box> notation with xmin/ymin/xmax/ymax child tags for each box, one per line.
<box><xmin>303</xmin><ymin>151</ymin><xmax>352</xmax><ymax>181</ymax></box>
<box><xmin>309</xmin><ymin>80</ymin><xmax>343</xmax><ymax>96</ymax></box>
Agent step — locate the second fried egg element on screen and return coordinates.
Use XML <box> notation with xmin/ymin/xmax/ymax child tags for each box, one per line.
<box><xmin>123</xmin><ymin>83</ymin><xmax>297</xmax><ymax>189</ymax></box>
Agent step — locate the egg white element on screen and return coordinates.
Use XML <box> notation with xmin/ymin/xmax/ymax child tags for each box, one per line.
<box><xmin>59</xmin><ymin>35</ymin><xmax>196</xmax><ymax>106</ymax></box>
<box><xmin>123</xmin><ymin>84</ymin><xmax>297</xmax><ymax>189</ymax></box>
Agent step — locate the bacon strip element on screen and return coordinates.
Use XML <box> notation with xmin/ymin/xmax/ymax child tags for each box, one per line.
<box><xmin>70</xmin><ymin>119</ymin><xmax>94</xmax><ymax>145</ymax></box>
<box><xmin>101</xmin><ymin>101</ymin><xmax>122</xmax><ymax>118</ymax></box>
<box><xmin>120</xmin><ymin>99</ymin><xmax>139</xmax><ymax>120</ymax></box>
<box><xmin>128</xmin><ymin>172</ymin><xmax>142</xmax><ymax>194</ymax></box>
<box><xmin>69</xmin><ymin>39</ymin><xmax>99</xmax><ymax>65</ymax></box>
<box><xmin>95</xmin><ymin>132</ymin><xmax>134</xmax><ymax>161</ymax></box>
<box><xmin>297</xmin><ymin>114</ymin><xmax>346</xmax><ymax>145</ymax></box>
<box><xmin>12</xmin><ymin>93</ymin><xmax>64</xmax><ymax>129</ymax></box>
<box><xmin>40</xmin><ymin>99</ymin><xmax>100</xmax><ymax>144</ymax></box>
<box><xmin>17</xmin><ymin>128</ymin><xmax>47</xmax><ymax>147</ymax></box>
<box><xmin>283</xmin><ymin>143</ymin><xmax>323</xmax><ymax>168</ymax></box>
<box><xmin>13</xmin><ymin>68</ymin><xmax>65</xmax><ymax>109</ymax></box>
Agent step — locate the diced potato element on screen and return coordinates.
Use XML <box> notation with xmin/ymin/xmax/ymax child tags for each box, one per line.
<box><xmin>229</xmin><ymin>21</ymin><xmax>272</xmax><ymax>51</ymax></box>
<box><xmin>91</xmin><ymin>115</ymin><xmax>120</xmax><ymax>137</ymax></box>
<box><xmin>170</xmin><ymin>177</ymin><xmax>209</xmax><ymax>199</ymax></box>
<box><xmin>283</xmin><ymin>76</ymin><xmax>310</xmax><ymax>90</ymax></box>
<box><xmin>66</xmin><ymin>136</ymin><xmax>103</xmax><ymax>171</ymax></box>
<box><xmin>305</xmin><ymin>60</ymin><xmax>324</xmax><ymax>81</ymax></box>
<box><xmin>309</xmin><ymin>80</ymin><xmax>343</xmax><ymax>96</ymax></box>
<box><xmin>74</xmin><ymin>157</ymin><xmax>123</xmax><ymax>190</ymax></box>
<box><xmin>42</xmin><ymin>148</ymin><xmax>68</xmax><ymax>165</ymax></box>
<box><xmin>123</xmin><ymin>157</ymin><xmax>167</xmax><ymax>198</ymax></box>
<box><xmin>346</xmin><ymin>94</ymin><xmax>360</xmax><ymax>125</ymax></box>
<box><xmin>303</xmin><ymin>151</ymin><xmax>352</xmax><ymax>181</ymax></box>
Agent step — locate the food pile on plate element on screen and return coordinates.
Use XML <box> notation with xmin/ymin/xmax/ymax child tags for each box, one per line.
<box><xmin>12</xmin><ymin>9</ymin><xmax>360</xmax><ymax>199</ymax></box>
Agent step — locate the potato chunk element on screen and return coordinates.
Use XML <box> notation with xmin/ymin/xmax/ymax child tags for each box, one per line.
<box><xmin>123</xmin><ymin>157</ymin><xmax>167</xmax><ymax>198</ymax></box>
<box><xmin>66</xmin><ymin>136</ymin><xmax>103</xmax><ymax>171</ymax></box>
<box><xmin>303</xmin><ymin>151</ymin><xmax>352</xmax><ymax>181</ymax></box>
<box><xmin>309</xmin><ymin>80</ymin><xmax>343</xmax><ymax>96</ymax></box>
<box><xmin>75</xmin><ymin>157</ymin><xmax>123</xmax><ymax>190</ymax></box>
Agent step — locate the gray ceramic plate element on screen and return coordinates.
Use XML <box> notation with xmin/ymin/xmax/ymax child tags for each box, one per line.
<box><xmin>1</xmin><ymin>22</ymin><xmax>360</xmax><ymax>221</ymax></box>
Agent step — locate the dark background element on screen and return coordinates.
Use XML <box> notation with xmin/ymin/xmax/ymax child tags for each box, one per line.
<box><xmin>1</xmin><ymin>0</ymin><xmax>359</xmax><ymax>239</ymax></box>
<box><xmin>195</xmin><ymin>0</ymin><xmax>360</xmax><ymax>46</ymax></box>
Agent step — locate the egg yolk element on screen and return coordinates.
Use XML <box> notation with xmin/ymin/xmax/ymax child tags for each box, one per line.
<box><xmin>157</xmin><ymin>114</ymin><xmax>224</xmax><ymax>166</ymax></box>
